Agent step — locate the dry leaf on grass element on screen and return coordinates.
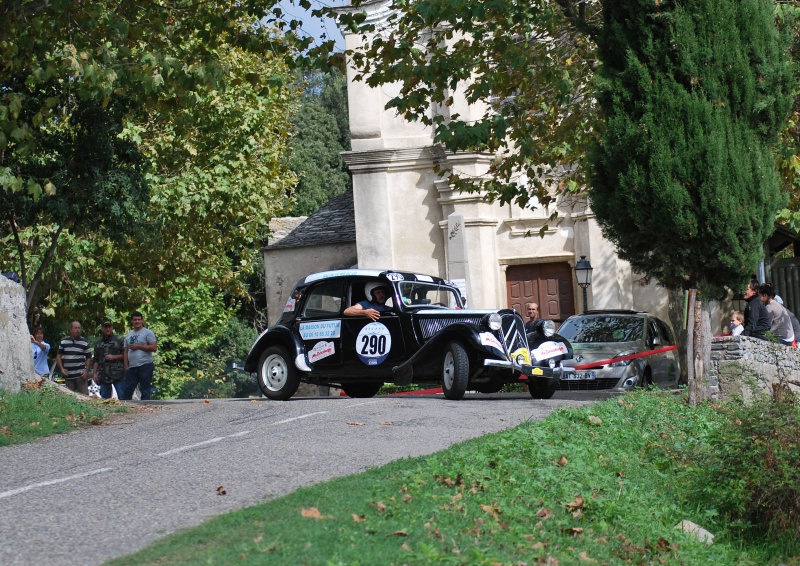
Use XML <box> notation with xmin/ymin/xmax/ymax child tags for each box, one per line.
<box><xmin>375</xmin><ymin>501</ymin><xmax>387</xmax><ymax>513</ymax></box>
<box><xmin>556</xmin><ymin>455</ymin><xmax>568</xmax><ymax>467</ymax></box>
<box><xmin>536</xmin><ymin>508</ymin><xmax>552</xmax><ymax>519</ymax></box>
<box><xmin>563</xmin><ymin>527</ymin><xmax>584</xmax><ymax>536</ymax></box>
<box><xmin>389</xmin><ymin>530</ymin><xmax>409</xmax><ymax>537</ymax></box>
<box><xmin>565</xmin><ymin>495</ymin><xmax>584</xmax><ymax>511</ymax></box>
<box><xmin>588</xmin><ymin>415</ymin><xmax>602</xmax><ymax>425</ymax></box>
<box><xmin>579</xmin><ymin>551</ymin><xmax>596</xmax><ymax>562</ymax></box>
<box><xmin>301</xmin><ymin>507</ymin><xmax>331</xmax><ymax>519</ymax></box>
<box><xmin>352</xmin><ymin>514</ymin><xmax>365</xmax><ymax>522</ymax></box>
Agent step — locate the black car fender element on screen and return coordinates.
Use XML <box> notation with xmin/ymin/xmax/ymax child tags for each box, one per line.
<box><xmin>392</xmin><ymin>323</ymin><xmax>503</xmax><ymax>374</ymax></box>
<box><xmin>244</xmin><ymin>325</ymin><xmax>304</xmax><ymax>373</ymax></box>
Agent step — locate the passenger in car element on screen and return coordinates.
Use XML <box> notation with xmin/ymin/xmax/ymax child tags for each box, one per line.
<box><xmin>344</xmin><ymin>282</ymin><xmax>393</xmax><ymax>322</ymax></box>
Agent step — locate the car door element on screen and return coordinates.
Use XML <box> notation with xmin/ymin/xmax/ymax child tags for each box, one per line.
<box><xmin>294</xmin><ymin>280</ymin><xmax>345</xmax><ymax>369</ymax></box>
<box><xmin>648</xmin><ymin>317</ymin><xmax>680</xmax><ymax>385</ymax></box>
<box><xmin>340</xmin><ymin>280</ymin><xmax>407</xmax><ymax>375</ymax></box>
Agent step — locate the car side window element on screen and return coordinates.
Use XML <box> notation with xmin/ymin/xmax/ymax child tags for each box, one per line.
<box><xmin>655</xmin><ymin>319</ymin><xmax>674</xmax><ymax>345</ymax></box>
<box><xmin>301</xmin><ymin>281</ymin><xmax>344</xmax><ymax>318</ymax></box>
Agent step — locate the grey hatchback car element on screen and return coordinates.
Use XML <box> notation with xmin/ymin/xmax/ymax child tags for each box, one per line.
<box><xmin>555</xmin><ymin>310</ymin><xmax>680</xmax><ymax>391</ymax></box>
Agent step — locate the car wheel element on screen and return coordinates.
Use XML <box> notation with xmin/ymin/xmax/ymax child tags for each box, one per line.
<box><xmin>342</xmin><ymin>382</ymin><xmax>383</xmax><ymax>398</ymax></box>
<box><xmin>257</xmin><ymin>346</ymin><xmax>300</xmax><ymax>401</ymax></box>
<box><xmin>442</xmin><ymin>341</ymin><xmax>469</xmax><ymax>400</ymax></box>
<box><xmin>529</xmin><ymin>380</ymin><xmax>558</xmax><ymax>399</ymax></box>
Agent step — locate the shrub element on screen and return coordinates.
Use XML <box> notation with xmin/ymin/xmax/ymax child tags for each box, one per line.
<box><xmin>689</xmin><ymin>398</ymin><xmax>800</xmax><ymax>538</ymax></box>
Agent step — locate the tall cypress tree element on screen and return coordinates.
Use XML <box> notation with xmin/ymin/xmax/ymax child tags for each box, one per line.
<box><xmin>590</xmin><ymin>0</ymin><xmax>793</xmax><ymax>298</ymax></box>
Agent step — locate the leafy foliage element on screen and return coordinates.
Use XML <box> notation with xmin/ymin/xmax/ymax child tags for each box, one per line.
<box><xmin>589</xmin><ymin>0</ymin><xmax>793</xmax><ymax>297</ymax></box>
<box><xmin>288</xmin><ymin>70</ymin><xmax>351</xmax><ymax>216</ymax></box>
<box><xmin>337</xmin><ymin>0</ymin><xmax>600</xmax><ymax>211</ymax></box>
<box><xmin>682</xmin><ymin>397</ymin><xmax>800</xmax><ymax>538</ymax></box>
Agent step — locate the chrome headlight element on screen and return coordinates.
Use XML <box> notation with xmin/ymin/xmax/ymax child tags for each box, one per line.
<box><xmin>542</xmin><ymin>320</ymin><xmax>556</xmax><ymax>337</ymax></box>
<box><xmin>488</xmin><ymin>313</ymin><xmax>503</xmax><ymax>331</ymax></box>
<box><xmin>610</xmin><ymin>349</ymin><xmax>637</xmax><ymax>367</ymax></box>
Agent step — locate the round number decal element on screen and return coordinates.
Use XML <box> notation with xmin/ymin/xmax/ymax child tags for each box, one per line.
<box><xmin>356</xmin><ymin>322</ymin><xmax>392</xmax><ymax>365</ymax></box>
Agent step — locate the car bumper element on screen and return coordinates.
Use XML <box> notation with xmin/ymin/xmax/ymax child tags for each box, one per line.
<box><xmin>483</xmin><ymin>359</ymin><xmax>570</xmax><ymax>381</ymax></box>
<box><xmin>556</xmin><ymin>364</ymin><xmax>641</xmax><ymax>391</ymax></box>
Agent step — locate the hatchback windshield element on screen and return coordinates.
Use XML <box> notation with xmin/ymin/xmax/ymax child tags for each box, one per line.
<box><xmin>398</xmin><ymin>282</ymin><xmax>462</xmax><ymax>309</ymax></box>
<box><xmin>558</xmin><ymin>315</ymin><xmax>644</xmax><ymax>343</ymax></box>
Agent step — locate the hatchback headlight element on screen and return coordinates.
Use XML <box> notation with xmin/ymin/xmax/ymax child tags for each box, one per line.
<box><xmin>488</xmin><ymin>313</ymin><xmax>503</xmax><ymax>331</ymax></box>
<box><xmin>610</xmin><ymin>349</ymin><xmax>637</xmax><ymax>367</ymax></box>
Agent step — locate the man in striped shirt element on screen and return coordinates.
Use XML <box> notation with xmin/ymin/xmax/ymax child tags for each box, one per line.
<box><xmin>56</xmin><ymin>320</ymin><xmax>92</xmax><ymax>395</ymax></box>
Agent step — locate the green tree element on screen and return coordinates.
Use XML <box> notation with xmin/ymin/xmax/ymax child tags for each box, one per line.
<box><xmin>589</xmin><ymin>0</ymin><xmax>793</xmax><ymax>397</ymax></box>
<box><xmin>288</xmin><ymin>70</ymin><xmax>351</xmax><ymax>216</ymax></box>
<box><xmin>336</xmin><ymin>0</ymin><xmax>599</xmax><ymax>209</ymax></box>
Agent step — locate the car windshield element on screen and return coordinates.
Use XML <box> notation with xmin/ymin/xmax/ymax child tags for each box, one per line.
<box><xmin>398</xmin><ymin>282</ymin><xmax>462</xmax><ymax>309</ymax></box>
<box><xmin>558</xmin><ymin>315</ymin><xmax>643</xmax><ymax>343</ymax></box>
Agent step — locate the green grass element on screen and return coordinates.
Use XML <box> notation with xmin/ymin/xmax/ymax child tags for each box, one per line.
<box><xmin>107</xmin><ymin>390</ymin><xmax>800</xmax><ymax>565</ymax></box>
<box><xmin>0</xmin><ymin>381</ymin><xmax>129</xmax><ymax>446</ymax></box>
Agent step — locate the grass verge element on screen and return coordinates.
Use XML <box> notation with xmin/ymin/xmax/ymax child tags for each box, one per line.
<box><xmin>107</xmin><ymin>389</ymin><xmax>799</xmax><ymax>565</ymax></box>
<box><xmin>0</xmin><ymin>381</ymin><xmax>129</xmax><ymax>446</ymax></box>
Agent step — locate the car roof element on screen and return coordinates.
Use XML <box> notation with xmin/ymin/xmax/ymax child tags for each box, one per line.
<box><xmin>295</xmin><ymin>269</ymin><xmax>451</xmax><ymax>289</ymax></box>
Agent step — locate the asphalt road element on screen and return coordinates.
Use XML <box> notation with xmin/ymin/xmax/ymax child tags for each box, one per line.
<box><xmin>0</xmin><ymin>391</ymin><xmax>601</xmax><ymax>565</ymax></box>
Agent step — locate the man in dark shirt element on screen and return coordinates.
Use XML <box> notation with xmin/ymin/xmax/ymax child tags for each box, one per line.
<box><xmin>524</xmin><ymin>302</ymin><xmax>540</xmax><ymax>333</ymax></box>
<box><xmin>742</xmin><ymin>278</ymin><xmax>771</xmax><ymax>340</ymax></box>
<box><xmin>93</xmin><ymin>320</ymin><xmax>126</xmax><ymax>399</ymax></box>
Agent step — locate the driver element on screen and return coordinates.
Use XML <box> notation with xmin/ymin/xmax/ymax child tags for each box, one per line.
<box><xmin>344</xmin><ymin>282</ymin><xmax>392</xmax><ymax>321</ymax></box>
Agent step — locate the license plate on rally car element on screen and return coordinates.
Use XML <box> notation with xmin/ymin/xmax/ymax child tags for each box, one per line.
<box><xmin>562</xmin><ymin>371</ymin><xmax>596</xmax><ymax>381</ymax></box>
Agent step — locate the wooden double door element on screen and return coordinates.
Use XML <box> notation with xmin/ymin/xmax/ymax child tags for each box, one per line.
<box><xmin>506</xmin><ymin>262</ymin><xmax>575</xmax><ymax>323</ymax></box>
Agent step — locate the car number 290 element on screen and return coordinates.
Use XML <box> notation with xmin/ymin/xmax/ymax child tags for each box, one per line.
<box><xmin>562</xmin><ymin>371</ymin><xmax>596</xmax><ymax>381</ymax></box>
<box><xmin>356</xmin><ymin>322</ymin><xmax>392</xmax><ymax>366</ymax></box>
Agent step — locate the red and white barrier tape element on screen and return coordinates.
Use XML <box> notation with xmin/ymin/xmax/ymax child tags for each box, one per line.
<box><xmin>571</xmin><ymin>345</ymin><xmax>678</xmax><ymax>371</ymax></box>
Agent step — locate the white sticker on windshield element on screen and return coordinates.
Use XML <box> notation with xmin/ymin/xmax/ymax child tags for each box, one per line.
<box><xmin>532</xmin><ymin>341</ymin><xmax>569</xmax><ymax>362</ymax></box>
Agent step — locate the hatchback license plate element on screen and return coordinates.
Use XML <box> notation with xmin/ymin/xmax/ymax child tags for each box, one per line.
<box><xmin>562</xmin><ymin>371</ymin><xmax>596</xmax><ymax>381</ymax></box>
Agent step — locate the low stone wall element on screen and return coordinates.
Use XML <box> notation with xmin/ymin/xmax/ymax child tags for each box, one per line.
<box><xmin>709</xmin><ymin>335</ymin><xmax>800</xmax><ymax>402</ymax></box>
<box><xmin>0</xmin><ymin>275</ymin><xmax>35</xmax><ymax>392</ymax></box>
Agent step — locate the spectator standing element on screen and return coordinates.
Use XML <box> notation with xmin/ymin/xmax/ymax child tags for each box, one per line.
<box><xmin>56</xmin><ymin>320</ymin><xmax>92</xmax><ymax>394</ymax></box>
<box><xmin>122</xmin><ymin>311</ymin><xmax>157</xmax><ymax>400</ymax></box>
<box><xmin>30</xmin><ymin>326</ymin><xmax>51</xmax><ymax>378</ymax></box>
<box><xmin>524</xmin><ymin>302</ymin><xmax>540</xmax><ymax>333</ymax></box>
<box><xmin>741</xmin><ymin>278</ymin><xmax>771</xmax><ymax>340</ymax></box>
<box><xmin>759</xmin><ymin>283</ymin><xmax>795</xmax><ymax>346</ymax></box>
<box><xmin>93</xmin><ymin>320</ymin><xmax>126</xmax><ymax>399</ymax></box>
<box><xmin>729</xmin><ymin>311</ymin><xmax>744</xmax><ymax>336</ymax></box>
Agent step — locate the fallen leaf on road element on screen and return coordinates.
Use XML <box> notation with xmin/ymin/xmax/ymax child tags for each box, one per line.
<box><xmin>203</xmin><ymin>400</ymin><xmax>210</xmax><ymax>404</ymax></box>
<box><xmin>216</xmin><ymin>486</ymin><xmax>227</xmax><ymax>495</ymax></box>
<box><xmin>379</xmin><ymin>421</ymin><xmax>393</xmax><ymax>425</ymax></box>
<box><xmin>347</xmin><ymin>421</ymin><xmax>365</xmax><ymax>426</ymax></box>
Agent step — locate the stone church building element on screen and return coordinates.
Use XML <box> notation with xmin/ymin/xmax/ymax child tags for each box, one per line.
<box><xmin>262</xmin><ymin>0</ymin><xmax>798</xmax><ymax>330</ymax></box>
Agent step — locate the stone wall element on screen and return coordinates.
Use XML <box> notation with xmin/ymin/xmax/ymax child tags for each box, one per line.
<box><xmin>0</xmin><ymin>276</ymin><xmax>35</xmax><ymax>392</ymax></box>
<box><xmin>710</xmin><ymin>335</ymin><xmax>800</xmax><ymax>402</ymax></box>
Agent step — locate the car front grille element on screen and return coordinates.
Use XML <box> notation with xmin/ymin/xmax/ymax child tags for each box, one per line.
<box><xmin>418</xmin><ymin>317</ymin><xmax>483</xmax><ymax>339</ymax></box>
<box><xmin>501</xmin><ymin>313</ymin><xmax>528</xmax><ymax>354</ymax></box>
<box><xmin>557</xmin><ymin>378</ymin><xmax>620</xmax><ymax>391</ymax></box>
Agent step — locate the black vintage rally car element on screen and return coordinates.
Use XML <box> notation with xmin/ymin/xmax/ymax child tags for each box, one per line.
<box><xmin>244</xmin><ymin>269</ymin><xmax>575</xmax><ymax>401</ymax></box>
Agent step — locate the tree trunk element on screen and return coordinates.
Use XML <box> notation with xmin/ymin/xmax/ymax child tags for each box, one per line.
<box><xmin>688</xmin><ymin>294</ymin><xmax>713</xmax><ymax>405</ymax></box>
<box><xmin>686</xmin><ymin>289</ymin><xmax>696</xmax><ymax>403</ymax></box>
<box><xmin>668</xmin><ymin>288</ymin><xmax>689</xmax><ymax>385</ymax></box>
